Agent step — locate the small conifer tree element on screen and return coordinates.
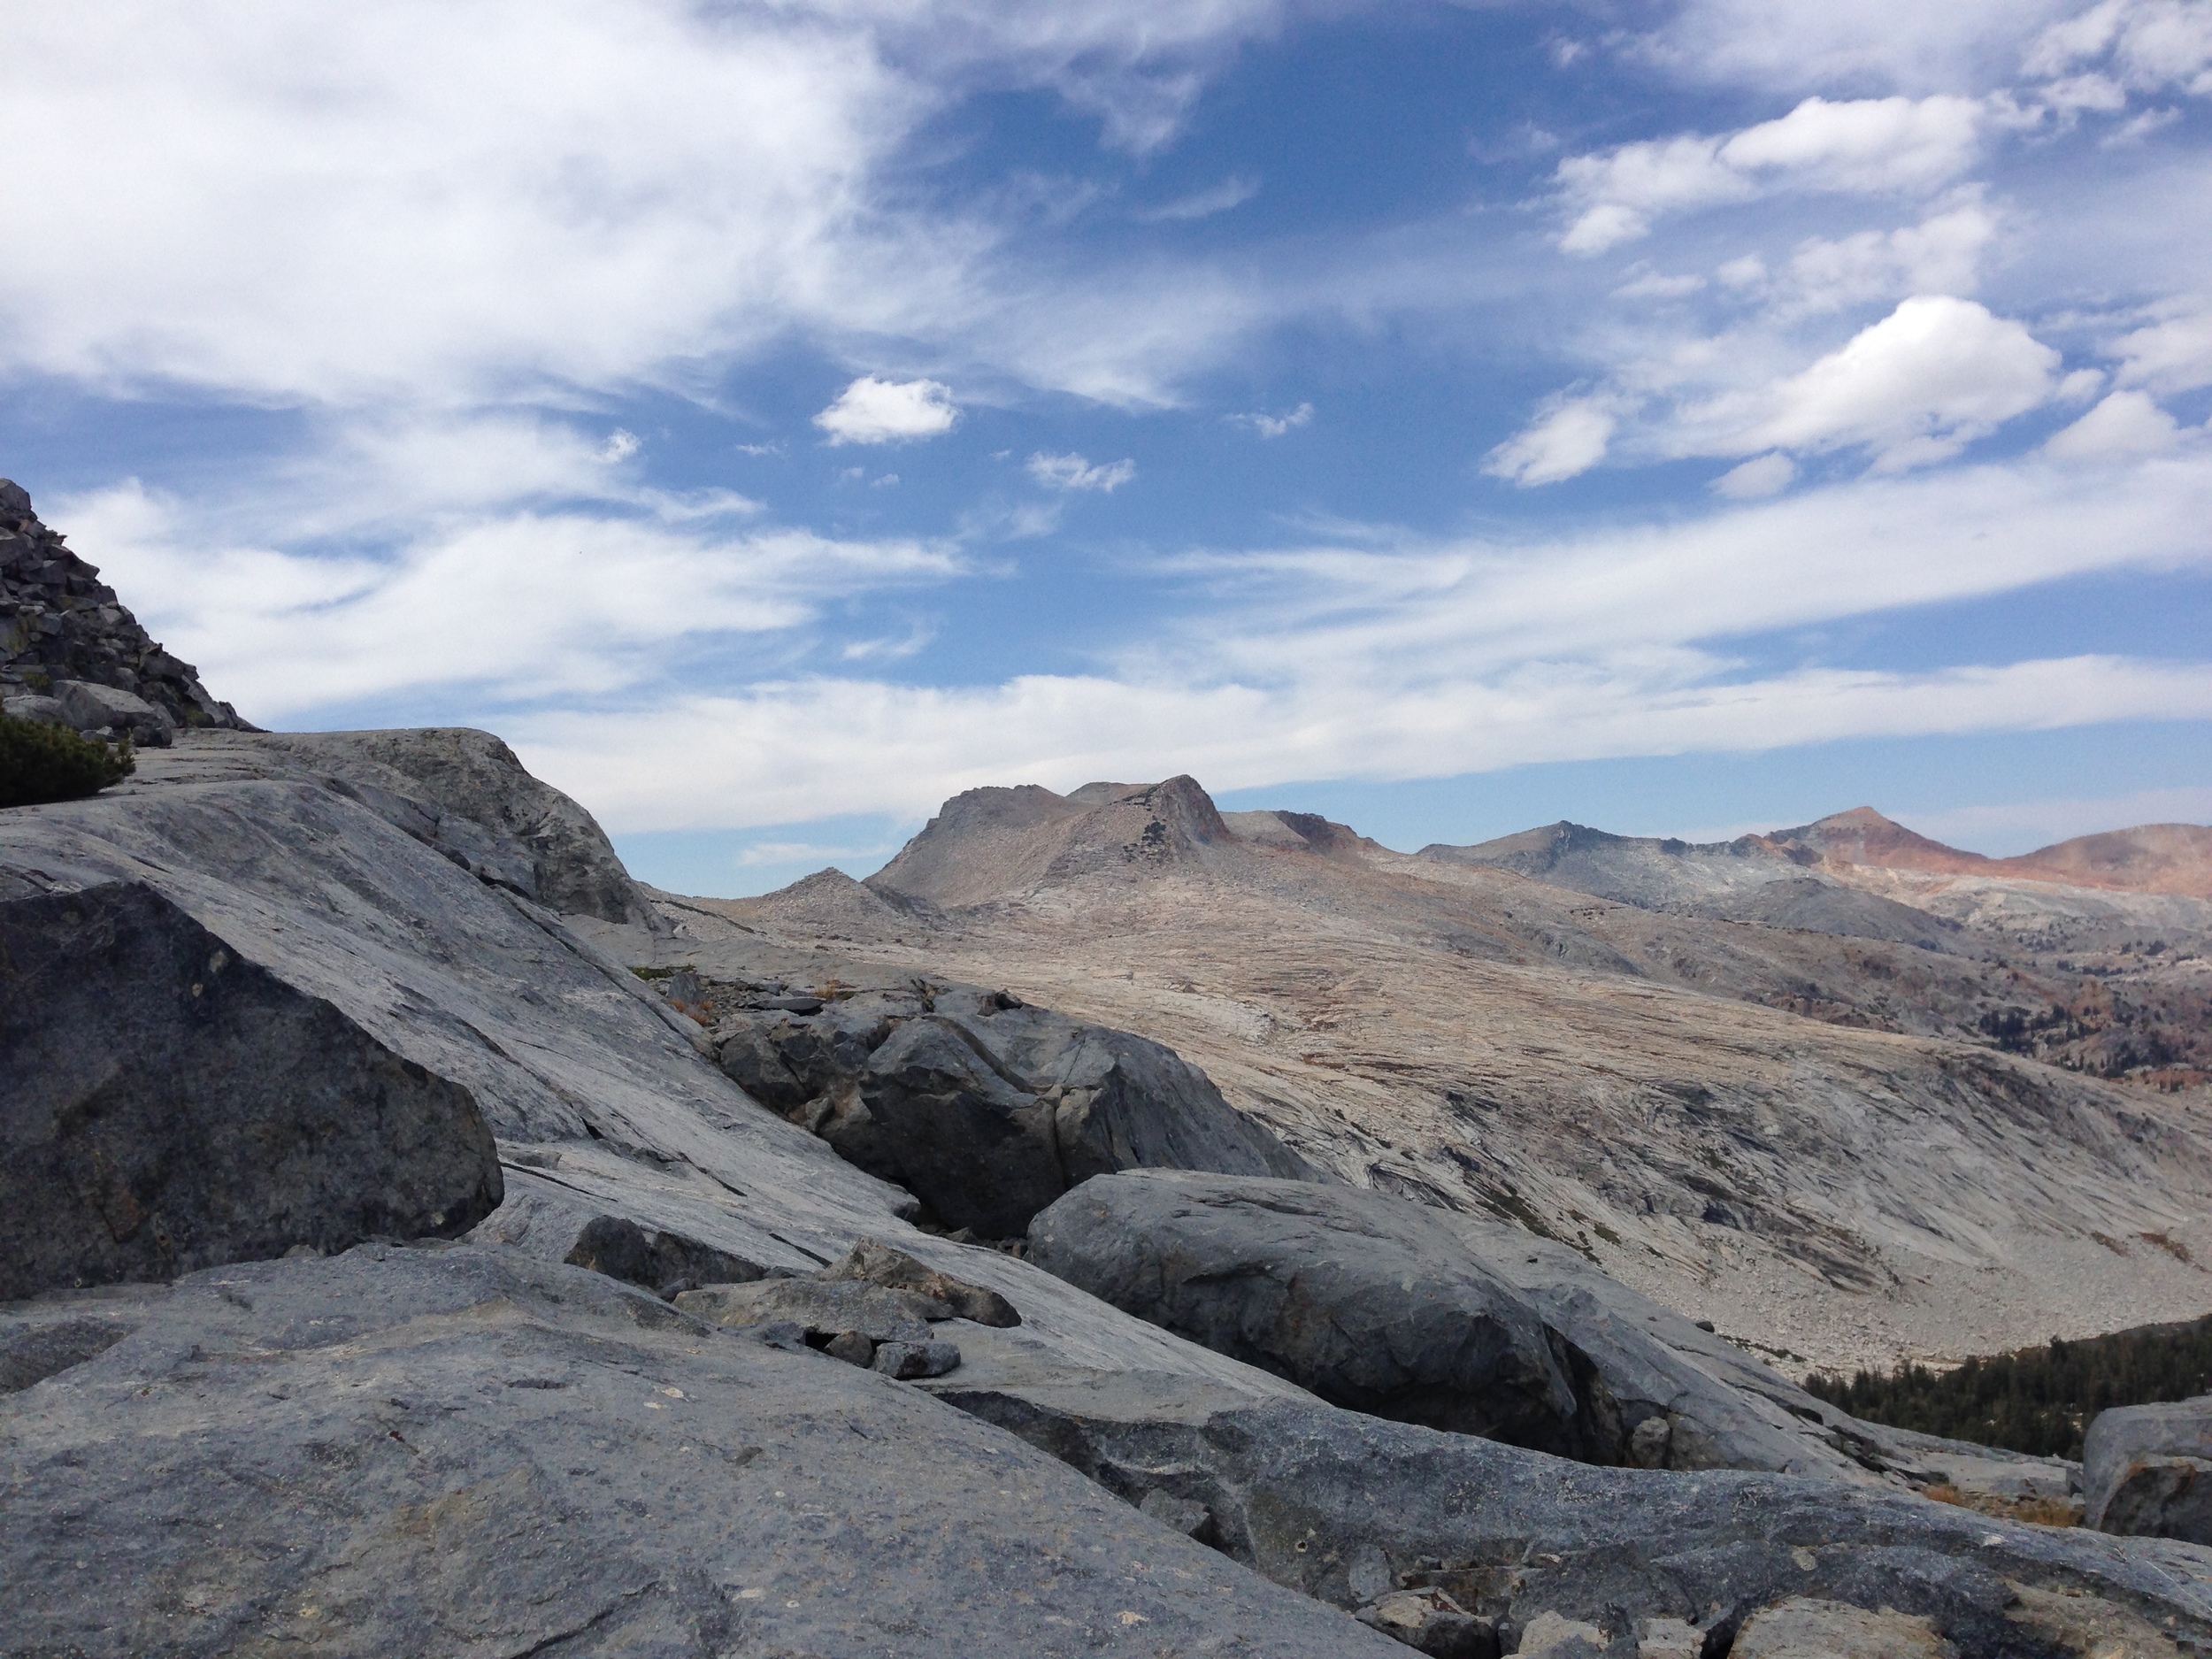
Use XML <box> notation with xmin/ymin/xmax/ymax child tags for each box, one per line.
<box><xmin>0</xmin><ymin>710</ymin><xmax>134</xmax><ymax>807</ymax></box>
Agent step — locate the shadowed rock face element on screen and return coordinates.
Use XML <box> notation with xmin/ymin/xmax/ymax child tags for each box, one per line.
<box><xmin>0</xmin><ymin>881</ymin><xmax>502</xmax><ymax>1299</ymax></box>
<box><xmin>2085</xmin><ymin>1397</ymin><xmax>2212</xmax><ymax>1541</ymax></box>
<box><xmin>713</xmin><ymin>983</ymin><xmax>1314</xmax><ymax>1238</ymax></box>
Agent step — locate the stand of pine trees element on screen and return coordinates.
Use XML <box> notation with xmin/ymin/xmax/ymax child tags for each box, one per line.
<box><xmin>1804</xmin><ymin>1316</ymin><xmax>2212</xmax><ymax>1459</ymax></box>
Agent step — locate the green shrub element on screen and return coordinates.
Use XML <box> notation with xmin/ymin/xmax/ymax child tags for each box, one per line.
<box><xmin>1806</xmin><ymin>1316</ymin><xmax>2212</xmax><ymax>1459</ymax></box>
<box><xmin>0</xmin><ymin>710</ymin><xmax>134</xmax><ymax>807</ymax></box>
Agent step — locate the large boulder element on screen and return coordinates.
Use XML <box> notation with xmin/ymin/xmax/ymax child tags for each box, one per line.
<box><xmin>713</xmin><ymin>984</ymin><xmax>1313</xmax><ymax>1238</ymax></box>
<box><xmin>0</xmin><ymin>880</ymin><xmax>502</xmax><ymax>1299</ymax></box>
<box><xmin>1025</xmin><ymin>1171</ymin><xmax>2011</xmax><ymax>1481</ymax></box>
<box><xmin>933</xmin><ymin>1384</ymin><xmax>2212</xmax><ymax>1656</ymax></box>
<box><xmin>0</xmin><ymin>1244</ymin><xmax>1403</xmax><ymax>1658</ymax></box>
<box><xmin>1030</xmin><ymin>1170</ymin><xmax>1584</xmax><ymax>1454</ymax></box>
<box><xmin>2085</xmin><ymin>1397</ymin><xmax>2212</xmax><ymax>1541</ymax></box>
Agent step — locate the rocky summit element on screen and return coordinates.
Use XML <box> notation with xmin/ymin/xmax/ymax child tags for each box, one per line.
<box><xmin>0</xmin><ymin>481</ymin><xmax>250</xmax><ymax>744</ymax></box>
<box><xmin>9</xmin><ymin>488</ymin><xmax>2212</xmax><ymax>1656</ymax></box>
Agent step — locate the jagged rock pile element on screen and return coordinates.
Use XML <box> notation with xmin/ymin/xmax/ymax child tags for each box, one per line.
<box><xmin>0</xmin><ymin>479</ymin><xmax>248</xmax><ymax>744</ymax></box>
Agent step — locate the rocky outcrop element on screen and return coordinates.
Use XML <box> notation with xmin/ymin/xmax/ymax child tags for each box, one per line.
<box><xmin>1025</xmin><ymin>1171</ymin><xmax>2048</xmax><ymax>1485</ymax></box>
<box><xmin>2085</xmin><ymin>1396</ymin><xmax>2212</xmax><ymax>1541</ymax></box>
<box><xmin>0</xmin><ymin>1245</ymin><xmax>1400</xmax><ymax>1658</ymax></box>
<box><xmin>936</xmin><ymin>1386</ymin><xmax>2212</xmax><ymax>1655</ymax></box>
<box><xmin>0</xmin><ymin>879</ymin><xmax>501</xmax><ymax>1299</ymax></box>
<box><xmin>122</xmin><ymin>728</ymin><xmax>659</xmax><ymax>926</ymax></box>
<box><xmin>711</xmin><ymin>982</ymin><xmax>1314</xmax><ymax>1237</ymax></box>
<box><xmin>0</xmin><ymin>480</ymin><xmax>248</xmax><ymax>737</ymax></box>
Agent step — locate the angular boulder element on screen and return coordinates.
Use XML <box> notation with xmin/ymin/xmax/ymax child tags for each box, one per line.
<box><xmin>2085</xmin><ymin>1396</ymin><xmax>2212</xmax><ymax>1541</ymax></box>
<box><xmin>0</xmin><ymin>880</ymin><xmax>501</xmax><ymax>1298</ymax></box>
<box><xmin>713</xmin><ymin>983</ymin><xmax>1311</xmax><ymax>1238</ymax></box>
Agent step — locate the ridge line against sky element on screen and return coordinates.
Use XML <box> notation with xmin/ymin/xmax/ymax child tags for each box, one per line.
<box><xmin>2</xmin><ymin>0</ymin><xmax>2207</xmax><ymax>893</ymax></box>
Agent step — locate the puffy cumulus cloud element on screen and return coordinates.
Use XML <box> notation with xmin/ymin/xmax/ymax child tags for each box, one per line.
<box><xmin>1766</xmin><ymin>196</ymin><xmax>2000</xmax><ymax>316</ymax></box>
<box><xmin>1672</xmin><ymin>296</ymin><xmax>2063</xmax><ymax>471</ymax></box>
<box><xmin>2045</xmin><ymin>389</ymin><xmax>2188</xmax><ymax>458</ymax></box>
<box><xmin>813</xmin><ymin>376</ymin><xmax>960</xmax><ymax>444</ymax></box>
<box><xmin>1026</xmin><ymin>452</ymin><xmax>1138</xmax><ymax>491</ymax></box>
<box><xmin>1556</xmin><ymin>96</ymin><xmax>1986</xmax><ymax>253</ymax></box>
<box><xmin>510</xmin><ymin>449</ymin><xmax>2212</xmax><ymax>829</ymax></box>
<box><xmin>2028</xmin><ymin>0</ymin><xmax>2212</xmax><ymax>96</ymax></box>
<box><xmin>1483</xmin><ymin>396</ymin><xmax>1622</xmax><ymax>486</ymax></box>
<box><xmin>56</xmin><ymin>476</ymin><xmax>964</xmax><ymax>721</ymax></box>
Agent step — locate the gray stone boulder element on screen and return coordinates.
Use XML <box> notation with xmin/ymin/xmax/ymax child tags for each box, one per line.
<box><xmin>713</xmin><ymin>984</ymin><xmax>1313</xmax><ymax>1238</ymax></box>
<box><xmin>0</xmin><ymin>692</ymin><xmax>68</xmax><ymax>726</ymax></box>
<box><xmin>2085</xmin><ymin>1396</ymin><xmax>2212</xmax><ymax>1541</ymax></box>
<box><xmin>0</xmin><ymin>1243</ymin><xmax>1404</xmax><ymax>1657</ymax></box>
<box><xmin>560</xmin><ymin>1212</ymin><xmax>774</xmax><ymax>1296</ymax></box>
<box><xmin>54</xmin><ymin>678</ymin><xmax>175</xmax><ymax>747</ymax></box>
<box><xmin>824</xmin><ymin>1237</ymin><xmax>1022</xmax><ymax>1326</ymax></box>
<box><xmin>1025</xmin><ymin>1171</ymin><xmax>2035</xmax><ymax>1483</ymax></box>
<box><xmin>676</xmin><ymin>1276</ymin><xmax>950</xmax><ymax>1344</ymax></box>
<box><xmin>1029</xmin><ymin>1171</ymin><xmax>1585</xmax><ymax>1454</ymax></box>
<box><xmin>936</xmin><ymin>1386</ymin><xmax>2212</xmax><ymax>1656</ymax></box>
<box><xmin>0</xmin><ymin>880</ymin><xmax>502</xmax><ymax>1299</ymax></box>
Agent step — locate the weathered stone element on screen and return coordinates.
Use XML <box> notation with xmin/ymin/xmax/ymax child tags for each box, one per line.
<box><xmin>0</xmin><ymin>1308</ymin><xmax>139</xmax><ymax>1394</ymax></box>
<box><xmin>824</xmin><ymin>1329</ymin><xmax>877</xmax><ymax>1366</ymax></box>
<box><xmin>1025</xmin><ymin>1170</ymin><xmax>1991</xmax><ymax>1482</ymax></box>
<box><xmin>932</xmin><ymin>1388</ymin><xmax>2212</xmax><ymax>1652</ymax></box>
<box><xmin>1509</xmin><ymin>1610</ymin><xmax>1608</xmax><ymax>1657</ymax></box>
<box><xmin>54</xmin><ymin>679</ymin><xmax>174</xmax><ymax>746</ymax></box>
<box><xmin>873</xmin><ymin>1338</ymin><xmax>961</xmax><ymax>1379</ymax></box>
<box><xmin>1028</xmin><ymin>1171</ymin><xmax>1583</xmax><ymax>1453</ymax></box>
<box><xmin>560</xmin><ymin>1213</ymin><xmax>772</xmax><ymax>1296</ymax></box>
<box><xmin>823</xmin><ymin>1237</ymin><xmax>1022</xmax><ymax>1325</ymax></box>
<box><xmin>0</xmin><ymin>1245</ymin><xmax>1403</xmax><ymax>1657</ymax></box>
<box><xmin>1730</xmin><ymin>1597</ymin><xmax>1955</xmax><ymax>1658</ymax></box>
<box><xmin>712</xmin><ymin>984</ymin><xmax>1313</xmax><ymax>1239</ymax></box>
<box><xmin>2085</xmin><ymin>1396</ymin><xmax>2212</xmax><ymax>1541</ymax></box>
<box><xmin>0</xmin><ymin>482</ymin><xmax>247</xmax><ymax>731</ymax></box>
<box><xmin>675</xmin><ymin>1277</ymin><xmax>947</xmax><ymax>1343</ymax></box>
<box><xmin>1353</xmin><ymin>1588</ymin><xmax>1497</xmax><ymax>1659</ymax></box>
<box><xmin>0</xmin><ymin>880</ymin><xmax>502</xmax><ymax>1299</ymax></box>
<box><xmin>1140</xmin><ymin>1488</ymin><xmax>1216</xmax><ymax>1540</ymax></box>
<box><xmin>0</xmin><ymin>693</ymin><xmax>68</xmax><ymax>726</ymax></box>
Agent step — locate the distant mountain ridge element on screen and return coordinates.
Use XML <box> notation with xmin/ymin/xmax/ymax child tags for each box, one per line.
<box><xmin>1420</xmin><ymin>805</ymin><xmax>2212</xmax><ymax>902</ymax></box>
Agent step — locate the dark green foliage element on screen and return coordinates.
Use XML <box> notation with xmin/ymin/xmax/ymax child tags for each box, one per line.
<box><xmin>0</xmin><ymin>711</ymin><xmax>134</xmax><ymax>807</ymax></box>
<box><xmin>1806</xmin><ymin>1316</ymin><xmax>2212</xmax><ymax>1459</ymax></box>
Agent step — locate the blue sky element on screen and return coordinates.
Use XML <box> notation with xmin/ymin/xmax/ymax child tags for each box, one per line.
<box><xmin>4</xmin><ymin>1</ymin><xmax>2208</xmax><ymax>895</ymax></box>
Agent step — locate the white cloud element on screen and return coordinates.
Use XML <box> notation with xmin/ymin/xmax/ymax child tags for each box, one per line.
<box><xmin>1712</xmin><ymin>453</ymin><xmax>1798</xmax><ymax>497</ymax></box>
<box><xmin>499</xmin><ymin>446</ymin><xmax>2212</xmax><ymax>828</ymax></box>
<box><xmin>1026</xmin><ymin>452</ymin><xmax>1137</xmax><ymax>491</ymax></box>
<box><xmin>1640</xmin><ymin>1</ymin><xmax>2081</xmax><ymax>96</ymax></box>
<box><xmin>1770</xmin><ymin>196</ymin><xmax>1999</xmax><ymax>315</ymax></box>
<box><xmin>56</xmin><ymin>477</ymin><xmax>964</xmax><ymax>720</ymax></box>
<box><xmin>1556</xmin><ymin>96</ymin><xmax>1986</xmax><ymax>253</ymax></box>
<box><xmin>814</xmin><ymin>376</ymin><xmax>960</xmax><ymax>444</ymax></box>
<box><xmin>2045</xmin><ymin>389</ymin><xmax>2185</xmax><ymax>458</ymax></box>
<box><xmin>1133</xmin><ymin>175</ymin><xmax>1260</xmax><ymax>222</ymax></box>
<box><xmin>2028</xmin><ymin>0</ymin><xmax>2212</xmax><ymax>96</ymax></box>
<box><xmin>1483</xmin><ymin>397</ymin><xmax>1621</xmax><ymax>486</ymax></box>
<box><xmin>1676</xmin><ymin>296</ymin><xmax>2062</xmax><ymax>471</ymax></box>
<box><xmin>2113</xmin><ymin>300</ymin><xmax>2212</xmax><ymax>393</ymax></box>
<box><xmin>1228</xmin><ymin>402</ymin><xmax>1314</xmax><ymax>437</ymax></box>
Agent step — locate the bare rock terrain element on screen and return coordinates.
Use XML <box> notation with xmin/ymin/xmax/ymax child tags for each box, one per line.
<box><xmin>684</xmin><ymin>777</ymin><xmax>2212</xmax><ymax>1378</ymax></box>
